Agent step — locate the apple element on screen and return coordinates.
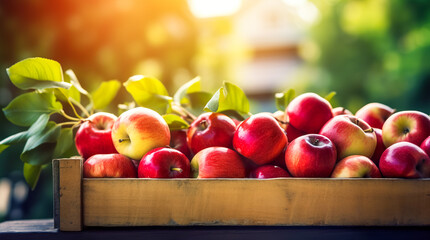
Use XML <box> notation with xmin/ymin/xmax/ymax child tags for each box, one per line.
<box><xmin>138</xmin><ymin>147</ymin><xmax>190</xmax><ymax>178</ymax></box>
<box><xmin>111</xmin><ymin>107</ymin><xmax>170</xmax><ymax>160</ymax></box>
<box><xmin>187</xmin><ymin>112</ymin><xmax>236</xmax><ymax>155</ymax></box>
<box><xmin>379</xmin><ymin>142</ymin><xmax>430</xmax><ymax>178</ymax></box>
<box><xmin>285</xmin><ymin>123</ymin><xmax>306</xmax><ymax>143</ymax></box>
<box><xmin>83</xmin><ymin>153</ymin><xmax>137</xmax><ymax>178</ymax></box>
<box><xmin>250</xmin><ymin>165</ymin><xmax>290</xmax><ymax>179</ymax></box>
<box><xmin>332</xmin><ymin>107</ymin><xmax>353</xmax><ymax>116</ymax></box>
<box><xmin>75</xmin><ymin>112</ymin><xmax>118</xmax><ymax>159</ymax></box>
<box><xmin>355</xmin><ymin>103</ymin><xmax>395</xmax><ymax>129</ymax></box>
<box><xmin>382</xmin><ymin>111</ymin><xmax>430</xmax><ymax>147</ymax></box>
<box><xmin>170</xmin><ymin>130</ymin><xmax>192</xmax><ymax>160</ymax></box>
<box><xmin>269</xmin><ymin>147</ymin><xmax>287</xmax><ymax>170</ymax></box>
<box><xmin>286</xmin><ymin>92</ymin><xmax>333</xmax><ymax>134</ymax></box>
<box><xmin>370</xmin><ymin>128</ymin><xmax>385</xmax><ymax>166</ymax></box>
<box><xmin>331</xmin><ymin>155</ymin><xmax>381</xmax><ymax>178</ymax></box>
<box><xmin>319</xmin><ymin>115</ymin><xmax>377</xmax><ymax>160</ymax></box>
<box><xmin>285</xmin><ymin>134</ymin><xmax>337</xmax><ymax>177</ymax></box>
<box><xmin>233</xmin><ymin>113</ymin><xmax>287</xmax><ymax>165</ymax></box>
<box><xmin>420</xmin><ymin>136</ymin><xmax>430</xmax><ymax>157</ymax></box>
<box><xmin>190</xmin><ymin>147</ymin><xmax>246</xmax><ymax>178</ymax></box>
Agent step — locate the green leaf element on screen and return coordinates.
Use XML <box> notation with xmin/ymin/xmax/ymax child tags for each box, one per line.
<box><xmin>182</xmin><ymin>91</ymin><xmax>213</xmax><ymax>116</ymax></box>
<box><xmin>0</xmin><ymin>132</ymin><xmax>39</xmax><ymax>156</ymax></box>
<box><xmin>0</xmin><ymin>145</ymin><xmax>9</xmax><ymax>154</ymax></box>
<box><xmin>53</xmin><ymin>128</ymin><xmax>76</xmax><ymax>158</ymax></box>
<box><xmin>0</xmin><ymin>114</ymin><xmax>49</xmax><ymax>154</ymax></box>
<box><xmin>275</xmin><ymin>89</ymin><xmax>296</xmax><ymax>111</ymax></box>
<box><xmin>0</xmin><ymin>131</ymin><xmax>28</xmax><ymax>147</ymax></box>
<box><xmin>91</xmin><ymin>80</ymin><xmax>121</xmax><ymax>110</ymax></box>
<box><xmin>23</xmin><ymin>163</ymin><xmax>42</xmax><ymax>190</ymax></box>
<box><xmin>3</xmin><ymin>92</ymin><xmax>62</xmax><ymax>127</ymax></box>
<box><xmin>6</xmin><ymin>57</ymin><xmax>71</xmax><ymax>90</ymax></box>
<box><xmin>204</xmin><ymin>82</ymin><xmax>250</xmax><ymax>115</ymax></box>
<box><xmin>65</xmin><ymin>69</ymin><xmax>89</xmax><ymax>95</ymax></box>
<box><xmin>324</xmin><ymin>91</ymin><xmax>337</xmax><ymax>103</ymax></box>
<box><xmin>124</xmin><ymin>75</ymin><xmax>172</xmax><ymax>114</ymax></box>
<box><xmin>163</xmin><ymin>114</ymin><xmax>190</xmax><ymax>130</ymax></box>
<box><xmin>173</xmin><ymin>76</ymin><xmax>201</xmax><ymax>103</ymax></box>
<box><xmin>21</xmin><ymin>121</ymin><xmax>60</xmax><ymax>165</ymax></box>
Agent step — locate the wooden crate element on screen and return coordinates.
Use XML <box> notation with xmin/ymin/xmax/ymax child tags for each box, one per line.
<box><xmin>53</xmin><ymin>158</ymin><xmax>430</xmax><ymax>231</ymax></box>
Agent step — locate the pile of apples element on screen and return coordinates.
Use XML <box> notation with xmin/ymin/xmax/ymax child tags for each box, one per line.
<box><xmin>79</xmin><ymin>93</ymin><xmax>430</xmax><ymax>179</ymax></box>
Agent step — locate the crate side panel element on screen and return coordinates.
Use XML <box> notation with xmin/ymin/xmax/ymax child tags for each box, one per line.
<box><xmin>82</xmin><ymin>179</ymin><xmax>430</xmax><ymax>226</ymax></box>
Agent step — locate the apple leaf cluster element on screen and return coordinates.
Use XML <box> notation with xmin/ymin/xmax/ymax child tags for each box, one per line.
<box><xmin>0</xmin><ymin>58</ymin><xmax>121</xmax><ymax>189</ymax></box>
<box><xmin>0</xmin><ymin>57</ymin><xmax>254</xmax><ymax>189</ymax></box>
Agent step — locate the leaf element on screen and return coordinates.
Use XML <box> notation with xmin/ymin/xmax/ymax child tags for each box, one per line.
<box><xmin>0</xmin><ymin>114</ymin><xmax>49</xmax><ymax>154</ymax></box>
<box><xmin>3</xmin><ymin>92</ymin><xmax>62</xmax><ymax>127</ymax></box>
<box><xmin>324</xmin><ymin>91</ymin><xmax>337</xmax><ymax>103</ymax></box>
<box><xmin>91</xmin><ymin>80</ymin><xmax>121</xmax><ymax>110</ymax></box>
<box><xmin>0</xmin><ymin>131</ymin><xmax>28</xmax><ymax>147</ymax></box>
<box><xmin>21</xmin><ymin>121</ymin><xmax>60</xmax><ymax>165</ymax></box>
<box><xmin>21</xmin><ymin>142</ymin><xmax>57</xmax><ymax>166</ymax></box>
<box><xmin>65</xmin><ymin>69</ymin><xmax>89</xmax><ymax>95</ymax></box>
<box><xmin>275</xmin><ymin>89</ymin><xmax>296</xmax><ymax>111</ymax></box>
<box><xmin>163</xmin><ymin>114</ymin><xmax>190</xmax><ymax>130</ymax></box>
<box><xmin>6</xmin><ymin>57</ymin><xmax>71</xmax><ymax>90</ymax></box>
<box><xmin>124</xmin><ymin>75</ymin><xmax>172</xmax><ymax>114</ymax></box>
<box><xmin>182</xmin><ymin>91</ymin><xmax>213</xmax><ymax>116</ymax></box>
<box><xmin>204</xmin><ymin>82</ymin><xmax>250</xmax><ymax>115</ymax></box>
<box><xmin>173</xmin><ymin>76</ymin><xmax>201</xmax><ymax>103</ymax></box>
<box><xmin>53</xmin><ymin>128</ymin><xmax>76</xmax><ymax>158</ymax></box>
<box><xmin>23</xmin><ymin>163</ymin><xmax>42</xmax><ymax>190</ymax></box>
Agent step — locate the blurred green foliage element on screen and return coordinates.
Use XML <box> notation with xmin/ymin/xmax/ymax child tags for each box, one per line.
<box><xmin>301</xmin><ymin>0</ymin><xmax>430</xmax><ymax>113</ymax></box>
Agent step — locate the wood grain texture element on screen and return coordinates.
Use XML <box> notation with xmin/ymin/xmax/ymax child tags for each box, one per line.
<box><xmin>56</xmin><ymin>158</ymin><xmax>83</xmax><ymax>231</ymax></box>
<box><xmin>82</xmin><ymin>178</ymin><xmax>430</xmax><ymax>227</ymax></box>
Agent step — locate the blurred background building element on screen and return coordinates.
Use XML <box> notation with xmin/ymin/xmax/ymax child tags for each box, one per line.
<box><xmin>0</xmin><ymin>0</ymin><xmax>429</xmax><ymax>221</ymax></box>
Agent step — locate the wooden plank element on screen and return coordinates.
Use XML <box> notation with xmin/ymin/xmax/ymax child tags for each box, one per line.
<box><xmin>56</xmin><ymin>158</ymin><xmax>83</xmax><ymax>231</ymax></box>
<box><xmin>82</xmin><ymin>178</ymin><xmax>430</xmax><ymax>227</ymax></box>
<box><xmin>52</xmin><ymin>159</ymin><xmax>59</xmax><ymax>229</ymax></box>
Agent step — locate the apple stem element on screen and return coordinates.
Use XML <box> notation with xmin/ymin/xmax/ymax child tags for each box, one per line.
<box><xmin>364</xmin><ymin>128</ymin><xmax>374</xmax><ymax>133</ymax></box>
<box><xmin>199</xmin><ymin>120</ymin><xmax>208</xmax><ymax>130</ymax></box>
<box><xmin>171</xmin><ymin>167</ymin><xmax>183</xmax><ymax>173</ymax></box>
<box><xmin>118</xmin><ymin>138</ymin><xmax>130</xmax><ymax>143</ymax></box>
<box><xmin>273</xmin><ymin>117</ymin><xmax>288</xmax><ymax>125</ymax></box>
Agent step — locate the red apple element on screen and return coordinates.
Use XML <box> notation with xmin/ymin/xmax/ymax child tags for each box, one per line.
<box><xmin>83</xmin><ymin>153</ymin><xmax>136</xmax><ymax>178</ymax></box>
<box><xmin>250</xmin><ymin>165</ymin><xmax>290</xmax><ymax>179</ymax></box>
<box><xmin>286</xmin><ymin>92</ymin><xmax>333</xmax><ymax>134</ymax></box>
<box><xmin>233</xmin><ymin>113</ymin><xmax>287</xmax><ymax>165</ymax></box>
<box><xmin>269</xmin><ymin>147</ymin><xmax>287</xmax><ymax>170</ymax></box>
<box><xmin>170</xmin><ymin>130</ymin><xmax>192</xmax><ymax>160</ymax></box>
<box><xmin>138</xmin><ymin>147</ymin><xmax>190</xmax><ymax>178</ymax></box>
<box><xmin>111</xmin><ymin>107</ymin><xmax>170</xmax><ymax>160</ymax></box>
<box><xmin>285</xmin><ymin>134</ymin><xmax>337</xmax><ymax>177</ymax></box>
<box><xmin>75</xmin><ymin>112</ymin><xmax>118</xmax><ymax>160</ymax></box>
<box><xmin>370</xmin><ymin>128</ymin><xmax>386</xmax><ymax>166</ymax></box>
<box><xmin>382</xmin><ymin>111</ymin><xmax>430</xmax><ymax>147</ymax></box>
<box><xmin>187</xmin><ymin>112</ymin><xmax>236</xmax><ymax>155</ymax></box>
<box><xmin>331</xmin><ymin>155</ymin><xmax>381</xmax><ymax>178</ymax></box>
<box><xmin>379</xmin><ymin>142</ymin><xmax>430</xmax><ymax>178</ymax></box>
<box><xmin>420</xmin><ymin>136</ymin><xmax>430</xmax><ymax>157</ymax></box>
<box><xmin>332</xmin><ymin>107</ymin><xmax>353</xmax><ymax>116</ymax></box>
<box><xmin>355</xmin><ymin>103</ymin><xmax>395</xmax><ymax>129</ymax></box>
<box><xmin>319</xmin><ymin>115</ymin><xmax>377</xmax><ymax>160</ymax></box>
<box><xmin>190</xmin><ymin>147</ymin><xmax>246</xmax><ymax>178</ymax></box>
<box><xmin>285</xmin><ymin>123</ymin><xmax>306</xmax><ymax>143</ymax></box>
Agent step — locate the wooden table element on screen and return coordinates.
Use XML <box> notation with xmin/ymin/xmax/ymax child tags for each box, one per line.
<box><xmin>1</xmin><ymin>219</ymin><xmax>430</xmax><ymax>240</ymax></box>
